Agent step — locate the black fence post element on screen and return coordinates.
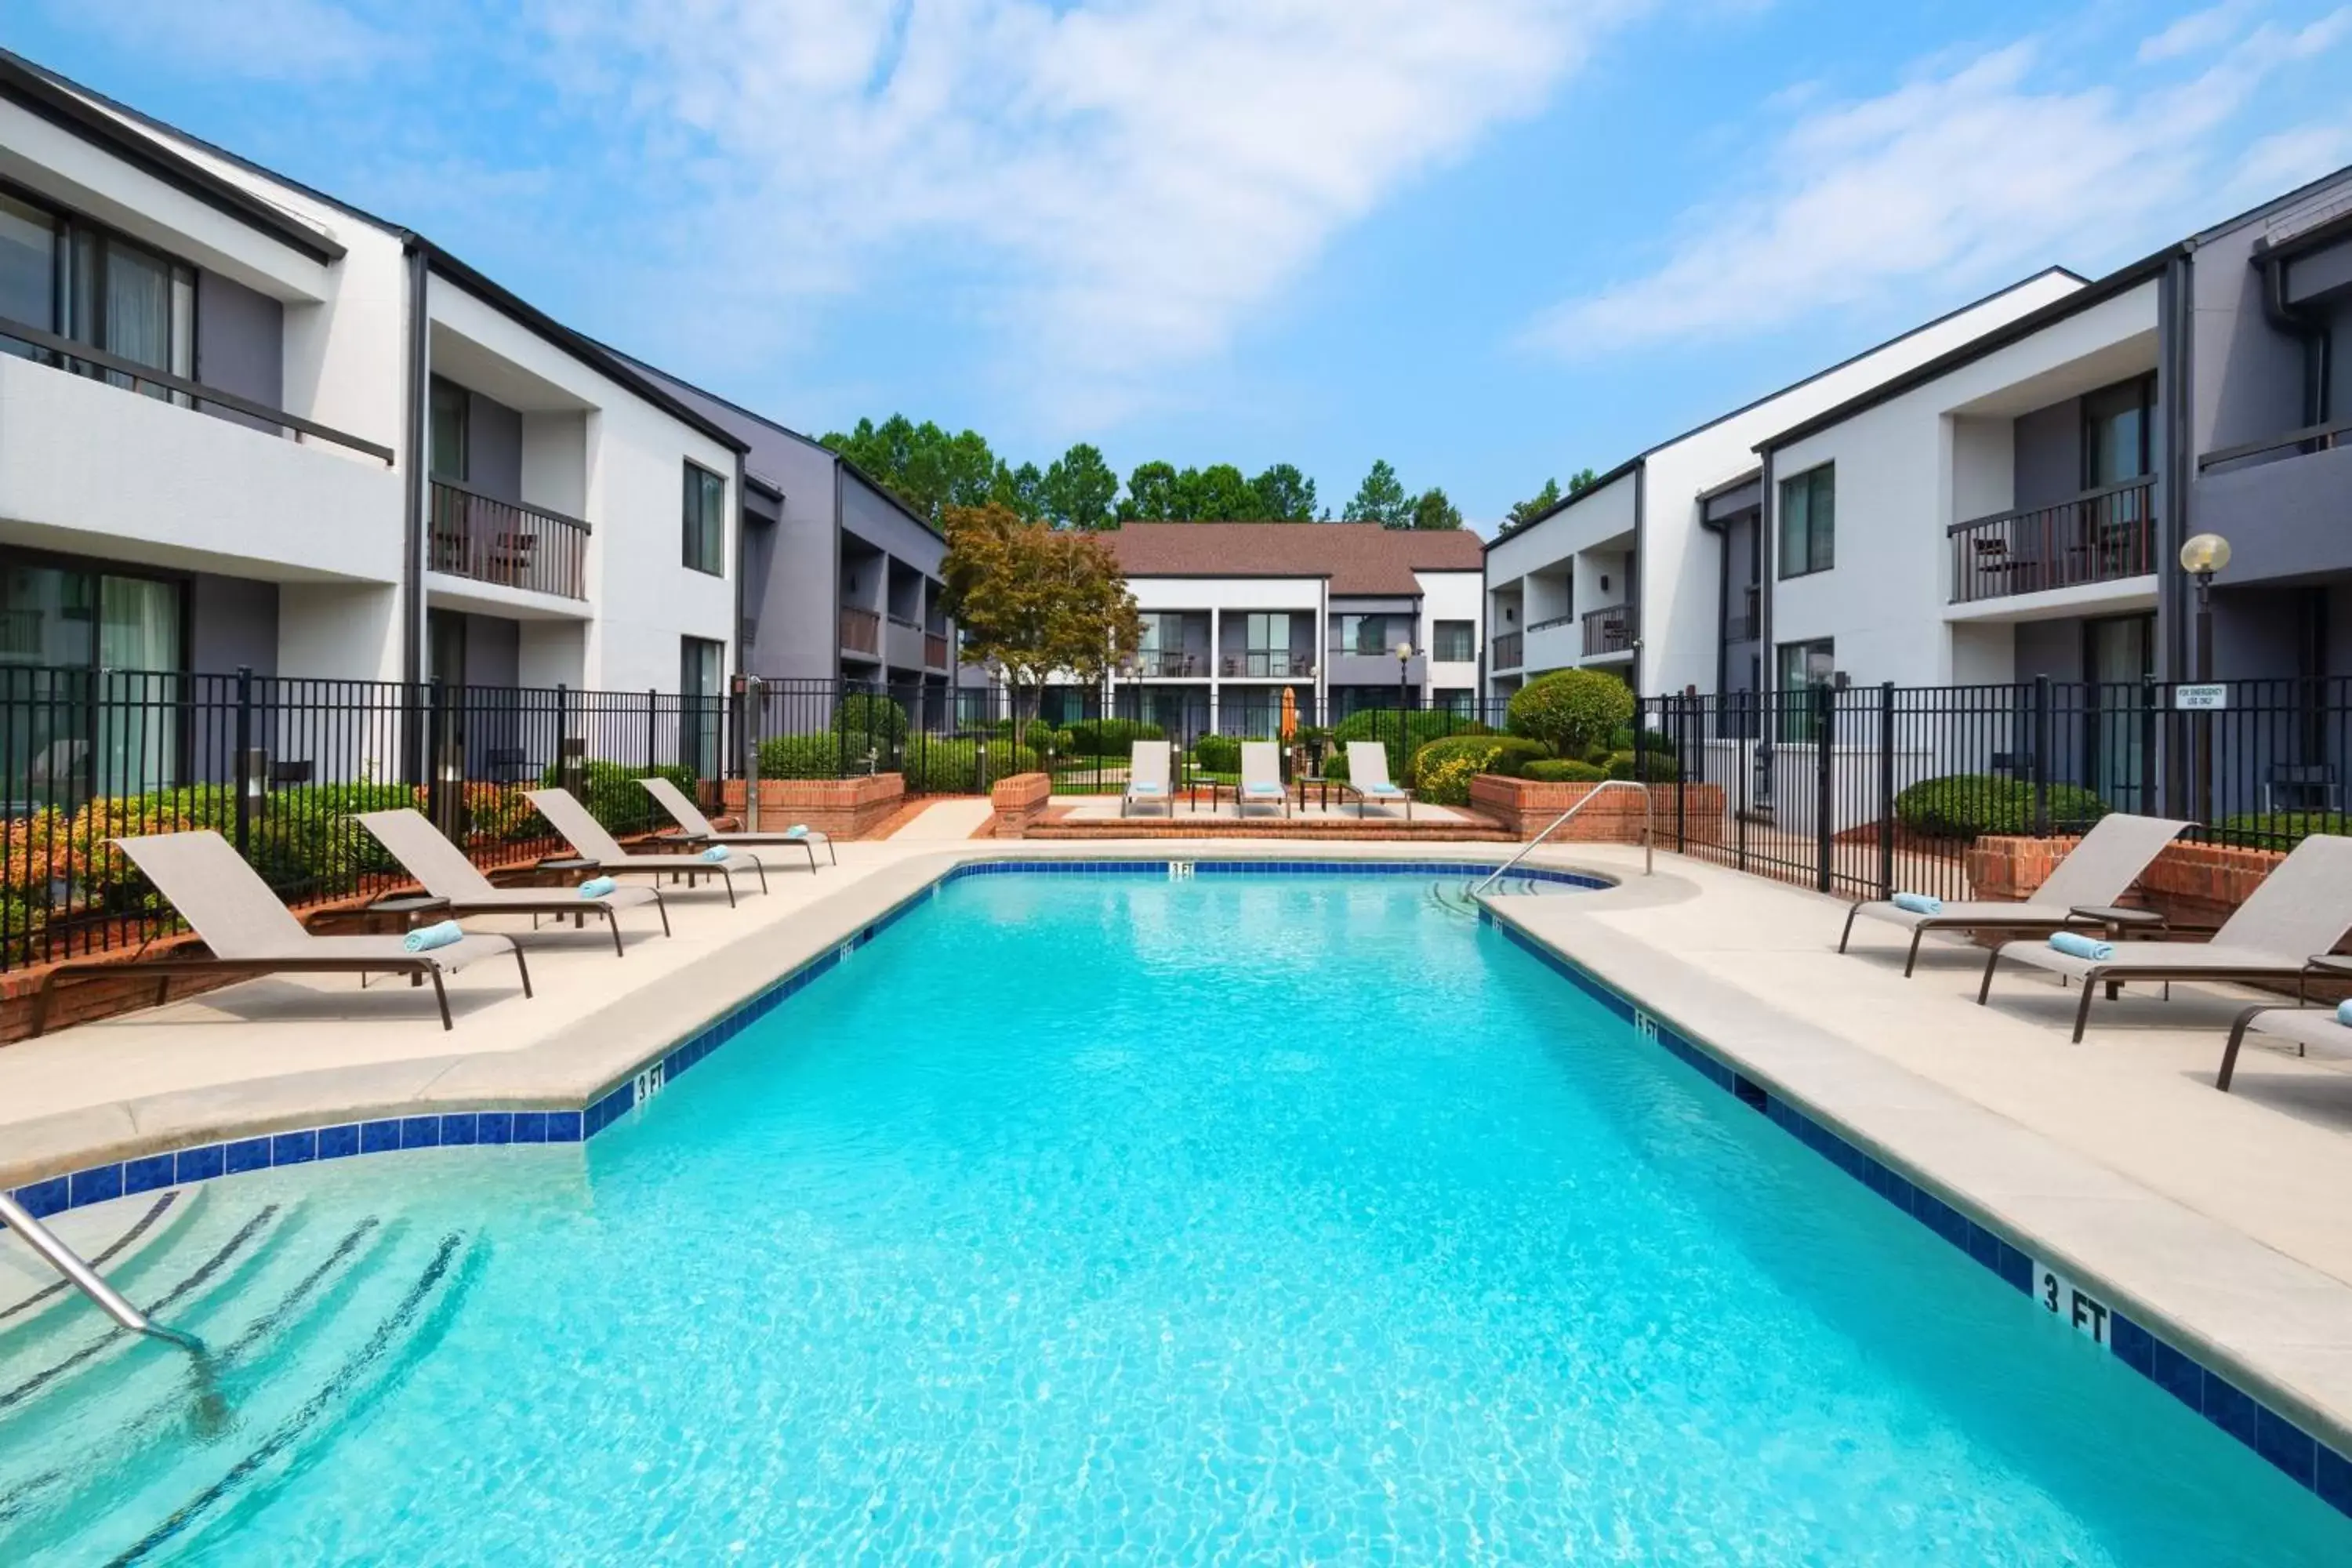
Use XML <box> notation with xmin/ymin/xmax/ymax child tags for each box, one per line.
<box><xmin>1876</xmin><ymin>681</ymin><xmax>1896</xmax><ymax>900</ymax></box>
<box><xmin>425</xmin><ymin>679</ymin><xmax>447</xmax><ymax>835</ymax></box>
<box><xmin>645</xmin><ymin>688</ymin><xmax>659</xmax><ymax>775</ymax></box>
<box><xmin>232</xmin><ymin>665</ymin><xmax>254</xmax><ymax>858</ymax></box>
<box><xmin>2140</xmin><ymin>675</ymin><xmax>2160</xmax><ymax>817</ymax></box>
<box><xmin>2031</xmin><ymin>673</ymin><xmax>2053</xmax><ymax>837</ymax></box>
<box><xmin>1813</xmin><ymin>681</ymin><xmax>1835</xmax><ymax>894</ymax></box>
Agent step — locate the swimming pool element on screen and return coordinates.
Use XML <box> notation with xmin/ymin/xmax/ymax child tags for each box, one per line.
<box><xmin>5</xmin><ymin>867</ymin><xmax>2346</xmax><ymax>1563</ymax></box>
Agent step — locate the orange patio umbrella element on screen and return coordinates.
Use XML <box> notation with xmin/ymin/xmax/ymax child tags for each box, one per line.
<box><xmin>1279</xmin><ymin>686</ymin><xmax>1298</xmax><ymax>742</ymax></box>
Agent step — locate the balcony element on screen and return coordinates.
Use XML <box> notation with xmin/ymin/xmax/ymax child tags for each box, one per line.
<box><xmin>1491</xmin><ymin>631</ymin><xmax>1523</xmax><ymax>670</ymax></box>
<box><xmin>2193</xmin><ymin>419</ymin><xmax>2352</xmax><ymax>586</ymax></box>
<box><xmin>1581</xmin><ymin>604</ymin><xmax>1635</xmax><ymax>658</ymax></box>
<box><xmin>926</xmin><ymin>632</ymin><xmax>951</xmax><ymax>670</ymax></box>
<box><xmin>428</xmin><ymin>481</ymin><xmax>590</xmax><ymax>600</ymax></box>
<box><xmin>840</xmin><ymin>606</ymin><xmax>880</xmax><ymax>656</ymax></box>
<box><xmin>1527</xmin><ymin>612</ymin><xmax>1577</xmax><ymax>634</ymax></box>
<box><xmin>1130</xmin><ymin>649</ymin><xmax>1206</xmax><ymax>678</ymax></box>
<box><xmin>1947</xmin><ymin>479</ymin><xmax>2154</xmax><ymax>604</ymax></box>
<box><xmin>1226</xmin><ymin>652</ymin><xmax>1317</xmax><ymax>679</ymax></box>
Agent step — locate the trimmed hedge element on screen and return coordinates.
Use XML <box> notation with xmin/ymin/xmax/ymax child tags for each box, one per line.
<box><xmin>1506</xmin><ymin>670</ymin><xmax>1634</xmax><ymax>759</ymax></box>
<box><xmin>1522</xmin><ymin>758</ymin><xmax>1606</xmax><ymax>783</ymax></box>
<box><xmin>1406</xmin><ymin>735</ymin><xmax>1552</xmax><ymax>804</ymax></box>
<box><xmin>758</xmin><ymin>732</ymin><xmax>849</xmax><ymax>780</ymax></box>
<box><xmin>1063</xmin><ymin>717</ymin><xmax>1164</xmax><ymax>754</ymax></box>
<box><xmin>903</xmin><ymin>738</ymin><xmax>1038</xmax><ymax>793</ymax></box>
<box><xmin>833</xmin><ymin>692</ymin><xmax>909</xmax><ymax>746</ymax></box>
<box><xmin>1330</xmin><ymin>708</ymin><xmax>1488</xmax><ymax>782</ymax></box>
<box><xmin>2217</xmin><ymin>812</ymin><xmax>2350</xmax><ymax>851</ymax></box>
<box><xmin>1193</xmin><ymin>734</ymin><xmax>1242</xmax><ymax>773</ymax></box>
<box><xmin>1608</xmin><ymin>724</ymin><xmax>1674</xmax><ymax>755</ymax></box>
<box><xmin>1602</xmin><ymin>750</ymin><xmax>1679</xmax><ymax>782</ymax></box>
<box><xmin>1893</xmin><ymin>774</ymin><xmax>2111</xmax><ymax>840</ymax></box>
<box><xmin>539</xmin><ymin>759</ymin><xmax>697</xmax><ymax>837</ymax></box>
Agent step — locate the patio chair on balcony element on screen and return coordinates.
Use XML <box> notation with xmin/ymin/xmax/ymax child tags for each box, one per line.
<box><xmin>1341</xmin><ymin>742</ymin><xmax>1412</xmax><ymax>821</ymax></box>
<box><xmin>358</xmin><ymin>808</ymin><xmax>670</xmax><ymax>956</ymax></box>
<box><xmin>1238</xmin><ymin>742</ymin><xmax>1289</xmax><ymax>818</ymax></box>
<box><xmin>1123</xmin><ymin>741</ymin><xmax>1172</xmax><ymax>818</ymax></box>
<box><xmin>1838</xmin><ymin>812</ymin><xmax>2190</xmax><ymax>977</ymax></box>
<box><xmin>634</xmin><ymin>775</ymin><xmax>833</xmax><ymax>869</ymax></box>
<box><xmin>525</xmin><ymin>788</ymin><xmax>770</xmax><ymax>905</ymax></box>
<box><xmin>27</xmin><ymin>830</ymin><xmax>530</xmax><ymax>1035</ymax></box>
<box><xmin>1976</xmin><ymin>832</ymin><xmax>2352</xmax><ymax>1041</ymax></box>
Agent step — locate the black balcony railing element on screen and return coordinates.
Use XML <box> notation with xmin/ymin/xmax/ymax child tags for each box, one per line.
<box><xmin>1131</xmin><ymin>650</ymin><xmax>1203</xmax><ymax>677</ymax></box>
<box><xmin>1582</xmin><ymin>604</ymin><xmax>1635</xmax><ymax>657</ymax></box>
<box><xmin>2197</xmin><ymin>416</ymin><xmax>2352</xmax><ymax>473</ymax></box>
<box><xmin>428</xmin><ymin>481</ymin><xmax>590</xmax><ymax>599</ymax></box>
<box><xmin>1227</xmin><ymin>653</ymin><xmax>1315</xmax><ymax>677</ymax></box>
<box><xmin>1947</xmin><ymin>478</ymin><xmax>2154</xmax><ymax>604</ymax></box>
<box><xmin>1491</xmin><ymin>632</ymin><xmax>1523</xmax><ymax>670</ymax></box>
<box><xmin>2</xmin><ymin>314</ymin><xmax>392</xmax><ymax>463</ymax></box>
<box><xmin>1526</xmin><ymin>612</ymin><xmax>1577</xmax><ymax>633</ymax></box>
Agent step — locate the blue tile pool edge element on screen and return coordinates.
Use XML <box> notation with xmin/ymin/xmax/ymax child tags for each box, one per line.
<box><xmin>10</xmin><ymin>857</ymin><xmax>1610</xmax><ymax>1224</ymax></box>
<box><xmin>1479</xmin><ymin>903</ymin><xmax>2352</xmax><ymax>1522</ymax></box>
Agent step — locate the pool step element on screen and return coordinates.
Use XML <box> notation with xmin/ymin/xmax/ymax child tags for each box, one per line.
<box><xmin>0</xmin><ymin>1189</ymin><xmax>479</xmax><ymax>1563</ymax></box>
<box><xmin>1428</xmin><ymin>874</ymin><xmax>1588</xmax><ymax>916</ymax></box>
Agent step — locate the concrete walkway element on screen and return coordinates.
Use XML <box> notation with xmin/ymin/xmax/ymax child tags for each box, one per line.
<box><xmin>887</xmin><ymin>798</ymin><xmax>995</xmax><ymax>840</ymax></box>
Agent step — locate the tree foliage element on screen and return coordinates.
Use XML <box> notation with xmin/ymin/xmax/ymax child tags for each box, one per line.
<box><xmin>941</xmin><ymin>503</ymin><xmax>1143</xmax><ymax>746</ymax></box>
<box><xmin>818</xmin><ymin>415</ymin><xmax>1001</xmax><ymax>524</ymax></box>
<box><xmin>1040</xmin><ymin>442</ymin><xmax>1120</xmax><ymax>530</ymax></box>
<box><xmin>1410</xmin><ymin>486</ymin><xmax>1464</xmax><ymax>531</ymax></box>
<box><xmin>1342</xmin><ymin>459</ymin><xmax>1411</xmax><ymax>528</ymax></box>
<box><xmin>1499</xmin><ymin>467</ymin><xmax>1604</xmax><ymax>535</ymax></box>
<box><xmin>1250</xmin><ymin>463</ymin><xmax>1318</xmax><ymax>521</ymax></box>
<box><xmin>1505</xmin><ymin>670</ymin><xmax>1635</xmax><ymax>760</ymax></box>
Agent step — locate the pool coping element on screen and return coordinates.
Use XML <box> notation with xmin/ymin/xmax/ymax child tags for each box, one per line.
<box><xmin>10</xmin><ymin>847</ymin><xmax>2352</xmax><ymax>1526</ymax></box>
<box><xmin>1476</xmin><ymin>892</ymin><xmax>2352</xmax><ymax>1522</ymax></box>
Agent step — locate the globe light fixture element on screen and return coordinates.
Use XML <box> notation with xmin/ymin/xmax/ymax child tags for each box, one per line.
<box><xmin>2178</xmin><ymin>533</ymin><xmax>2232</xmax><ymax>578</ymax></box>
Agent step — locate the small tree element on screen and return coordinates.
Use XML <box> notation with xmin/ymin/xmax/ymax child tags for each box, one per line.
<box><xmin>942</xmin><ymin>503</ymin><xmax>1143</xmax><ymax>757</ymax></box>
<box><xmin>1506</xmin><ymin>670</ymin><xmax>1635</xmax><ymax>761</ymax></box>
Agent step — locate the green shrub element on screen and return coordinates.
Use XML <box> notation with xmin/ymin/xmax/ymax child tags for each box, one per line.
<box><xmin>1607</xmin><ymin>724</ymin><xmax>1674</xmax><ymax>755</ymax></box>
<box><xmin>1893</xmin><ymin>774</ymin><xmax>2111</xmax><ymax>841</ymax></box>
<box><xmin>1406</xmin><ymin>735</ymin><xmax>1552</xmax><ymax>803</ymax></box>
<box><xmin>1523</xmin><ymin>758</ymin><xmax>1607</xmax><ymax>783</ymax></box>
<box><xmin>2216</xmin><ymin>813</ymin><xmax>2350</xmax><ymax>851</ymax></box>
<box><xmin>536</xmin><ymin>759</ymin><xmax>696</xmax><ymax>837</ymax></box>
<box><xmin>1602</xmin><ymin>750</ymin><xmax>1679</xmax><ymax>782</ymax></box>
<box><xmin>1330</xmin><ymin>707</ymin><xmax>1488</xmax><ymax>783</ymax></box>
<box><xmin>1507</xmin><ymin>670</ymin><xmax>1634</xmax><ymax>759</ymax></box>
<box><xmin>758</xmin><ymin>732</ymin><xmax>849</xmax><ymax>780</ymax></box>
<box><xmin>1192</xmin><ymin>734</ymin><xmax>1241</xmax><ymax>773</ymax></box>
<box><xmin>902</xmin><ymin>737</ymin><xmax>1039</xmax><ymax>793</ymax></box>
<box><xmin>832</xmin><ymin>692</ymin><xmax>909</xmax><ymax>746</ymax></box>
<box><xmin>156</xmin><ymin>779</ymin><xmax>420</xmax><ymax>898</ymax></box>
<box><xmin>1062</xmin><ymin>717</ymin><xmax>1164</xmax><ymax>754</ymax></box>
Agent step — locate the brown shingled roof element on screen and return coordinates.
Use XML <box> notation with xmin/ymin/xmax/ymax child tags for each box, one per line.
<box><xmin>1097</xmin><ymin>522</ymin><xmax>1484</xmax><ymax>596</ymax></box>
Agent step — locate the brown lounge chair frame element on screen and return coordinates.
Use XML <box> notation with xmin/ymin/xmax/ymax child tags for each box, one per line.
<box><xmin>29</xmin><ymin>938</ymin><xmax>532</xmax><ymax>1036</ymax></box>
<box><xmin>1842</xmin><ymin>908</ymin><xmax>2087</xmax><ymax>979</ymax></box>
<box><xmin>1976</xmin><ymin>948</ymin><xmax>2315</xmax><ymax>1044</ymax></box>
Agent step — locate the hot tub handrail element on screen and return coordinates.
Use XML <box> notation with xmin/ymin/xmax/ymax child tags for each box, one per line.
<box><xmin>1474</xmin><ymin>779</ymin><xmax>1653</xmax><ymax>895</ymax></box>
<box><xmin>0</xmin><ymin>1189</ymin><xmax>204</xmax><ymax>1353</ymax></box>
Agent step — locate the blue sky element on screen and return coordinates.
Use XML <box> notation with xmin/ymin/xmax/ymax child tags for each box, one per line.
<box><xmin>8</xmin><ymin>0</ymin><xmax>2352</xmax><ymax>529</ymax></box>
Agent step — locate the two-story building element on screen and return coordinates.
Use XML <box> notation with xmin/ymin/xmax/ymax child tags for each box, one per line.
<box><xmin>1041</xmin><ymin>523</ymin><xmax>1482</xmax><ymax>734</ymax></box>
<box><xmin>1483</xmin><ymin>268</ymin><xmax>2085</xmax><ymax>706</ymax></box>
<box><xmin>0</xmin><ymin>45</ymin><xmax>749</xmax><ymax>772</ymax></box>
<box><xmin>1752</xmin><ymin>162</ymin><xmax>2352</xmax><ymax>699</ymax></box>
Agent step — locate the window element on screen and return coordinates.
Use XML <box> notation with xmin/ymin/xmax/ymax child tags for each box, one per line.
<box><xmin>682</xmin><ymin>462</ymin><xmax>727</xmax><ymax>575</ymax></box>
<box><xmin>1334</xmin><ymin>613</ymin><xmax>1402</xmax><ymax>656</ymax></box>
<box><xmin>1431</xmin><ymin>620</ymin><xmax>1474</xmax><ymax>662</ymax></box>
<box><xmin>1778</xmin><ymin>465</ymin><xmax>1834</xmax><ymax>578</ymax></box>
<box><xmin>429</xmin><ymin>378</ymin><xmax>470</xmax><ymax>483</ymax></box>
<box><xmin>1243</xmin><ymin>612</ymin><xmax>1291</xmax><ymax>676</ymax></box>
<box><xmin>0</xmin><ymin>556</ymin><xmax>187</xmax><ymax>804</ymax></box>
<box><xmin>0</xmin><ymin>185</ymin><xmax>194</xmax><ymax>396</ymax></box>
<box><xmin>1775</xmin><ymin>637</ymin><xmax>1835</xmax><ymax>743</ymax></box>
<box><xmin>2082</xmin><ymin>376</ymin><xmax>2157</xmax><ymax>488</ymax></box>
<box><xmin>1434</xmin><ymin>688</ymin><xmax>1474</xmax><ymax>717</ymax></box>
<box><xmin>679</xmin><ymin>636</ymin><xmax>724</xmax><ymax>778</ymax></box>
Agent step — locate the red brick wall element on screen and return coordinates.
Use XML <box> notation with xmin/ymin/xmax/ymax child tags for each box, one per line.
<box><xmin>713</xmin><ymin>774</ymin><xmax>905</xmax><ymax>840</ymax></box>
<box><xmin>1968</xmin><ymin>833</ymin><xmax>2348</xmax><ymax>951</ymax></box>
<box><xmin>989</xmin><ymin>773</ymin><xmax>1051</xmax><ymax>837</ymax></box>
<box><xmin>1468</xmin><ymin>777</ymin><xmax>1722</xmax><ymax>844</ymax></box>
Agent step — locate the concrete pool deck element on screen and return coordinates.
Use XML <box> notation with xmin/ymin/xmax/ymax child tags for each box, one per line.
<box><xmin>6</xmin><ymin>837</ymin><xmax>2352</xmax><ymax>1455</ymax></box>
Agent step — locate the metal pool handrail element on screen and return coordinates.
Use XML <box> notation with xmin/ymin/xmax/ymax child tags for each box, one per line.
<box><xmin>0</xmin><ymin>1189</ymin><xmax>205</xmax><ymax>1354</ymax></box>
<box><xmin>1473</xmin><ymin>779</ymin><xmax>1653</xmax><ymax>895</ymax></box>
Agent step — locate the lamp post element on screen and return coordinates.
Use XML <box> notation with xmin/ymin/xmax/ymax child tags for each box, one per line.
<box><xmin>2178</xmin><ymin>532</ymin><xmax>2231</xmax><ymax>825</ymax></box>
<box><xmin>1394</xmin><ymin>637</ymin><xmax>1414</xmax><ymax>762</ymax></box>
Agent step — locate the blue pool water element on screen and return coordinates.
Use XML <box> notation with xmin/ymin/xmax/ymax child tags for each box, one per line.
<box><xmin>5</xmin><ymin>871</ymin><xmax>2347</xmax><ymax>1563</ymax></box>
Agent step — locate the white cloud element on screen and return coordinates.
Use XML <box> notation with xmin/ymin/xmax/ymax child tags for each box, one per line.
<box><xmin>41</xmin><ymin>0</ymin><xmax>394</xmax><ymax>80</ymax></box>
<box><xmin>514</xmin><ymin>0</ymin><xmax>1636</xmax><ymax>424</ymax></box>
<box><xmin>2138</xmin><ymin>0</ymin><xmax>2252</xmax><ymax>63</ymax></box>
<box><xmin>1523</xmin><ymin>9</ymin><xmax>2352</xmax><ymax>354</ymax></box>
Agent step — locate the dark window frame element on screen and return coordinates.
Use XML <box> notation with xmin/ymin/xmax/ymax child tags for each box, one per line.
<box><xmin>1777</xmin><ymin>463</ymin><xmax>1835</xmax><ymax>579</ymax></box>
<box><xmin>0</xmin><ymin>176</ymin><xmax>198</xmax><ymax>397</ymax></box>
<box><xmin>1431</xmin><ymin>619</ymin><xmax>1475</xmax><ymax>662</ymax></box>
<box><xmin>681</xmin><ymin>460</ymin><xmax>727</xmax><ymax>576</ymax></box>
<box><xmin>2080</xmin><ymin>374</ymin><xmax>2158</xmax><ymax>489</ymax></box>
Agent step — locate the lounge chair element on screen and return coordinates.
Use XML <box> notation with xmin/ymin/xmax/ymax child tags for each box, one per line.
<box><xmin>1342</xmin><ymin>742</ymin><xmax>1413</xmax><ymax>820</ymax></box>
<box><xmin>636</xmin><ymin>775</ymin><xmax>833</xmax><ymax>869</ymax></box>
<box><xmin>358</xmin><ymin>808</ymin><xmax>670</xmax><ymax>956</ymax></box>
<box><xmin>29</xmin><ymin>831</ymin><xmax>528</xmax><ymax>1035</ymax></box>
<box><xmin>1122</xmin><ymin>741</ymin><xmax>1172</xmax><ymax>818</ymax></box>
<box><xmin>1977</xmin><ymin>833</ymin><xmax>2352</xmax><ymax>1041</ymax></box>
<box><xmin>1839</xmin><ymin>813</ymin><xmax>2191</xmax><ymax>977</ymax></box>
<box><xmin>524</xmin><ymin>789</ymin><xmax>770</xmax><ymax>906</ymax></box>
<box><xmin>1238</xmin><ymin>742</ymin><xmax>1289</xmax><ymax>818</ymax></box>
<box><xmin>2216</xmin><ymin>996</ymin><xmax>2352</xmax><ymax>1091</ymax></box>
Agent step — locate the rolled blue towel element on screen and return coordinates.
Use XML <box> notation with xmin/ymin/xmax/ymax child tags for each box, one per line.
<box><xmin>578</xmin><ymin>876</ymin><xmax>618</xmax><ymax>898</ymax></box>
<box><xmin>2338</xmin><ymin>1000</ymin><xmax>2352</xmax><ymax>1029</ymax></box>
<box><xmin>1891</xmin><ymin>891</ymin><xmax>1943</xmax><ymax>915</ymax></box>
<box><xmin>403</xmin><ymin>920</ymin><xmax>464</xmax><ymax>954</ymax></box>
<box><xmin>785</xmin><ymin>824</ymin><xmax>809</xmax><ymax>838</ymax></box>
<box><xmin>2049</xmin><ymin>931</ymin><xmax>2114</xmax><ymax>963</ymax></box>
<box><xmin>700</xmin><ymin>845</ymin><xmax>732</xmax><ymax>863</ymax></box>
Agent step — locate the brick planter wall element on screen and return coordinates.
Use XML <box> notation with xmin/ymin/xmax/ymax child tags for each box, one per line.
<box><xmin>1969</xmin><ymin>833</ymin><xmax>2350</xmax><ymax>953</ymax></box>
<box><xmin>989</xmin><ymin>773</ymin><xmax>1052</xmax><ymax>837</ymax></box>
<box><xmin>712</xmin><ymin>774</ymin><xmax>905</xmax><ymax>840</ymax></box>
<box><xmin>1468</xmin><ymin>776</ymin><xmax>1723</xmax><ymax>844</ymax></box>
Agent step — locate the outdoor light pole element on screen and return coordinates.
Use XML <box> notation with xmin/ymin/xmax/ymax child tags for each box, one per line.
<box><xmin>2178</xmin><ymin>532</ymin><xmax>2232</xmax><ymax>826</ymax></box>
